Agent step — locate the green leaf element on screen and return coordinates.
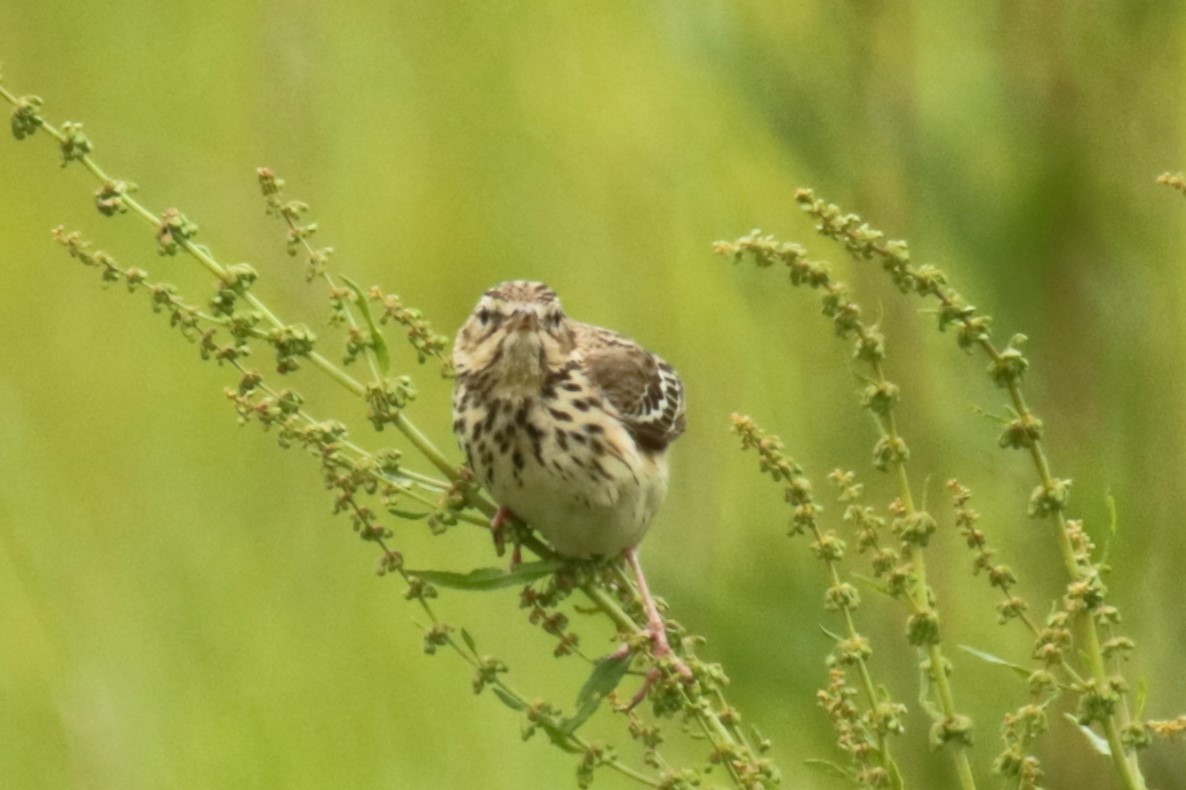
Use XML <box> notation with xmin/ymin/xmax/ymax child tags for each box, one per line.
<box><xmin>460</xmin><ymin>628</ymin><xmax>478</xmax><ymax>657</ymax></box>
<box><xmin>491</xmin><ymin>687</ymin><xmax>525</xmax><ymax>712</ymax></box>
<box><xmin>803</xmin><ymin>759</ymin><xmax>853</xmax><ymax>780</ymax></box>
<box><xmin>887</xmin><ymin>756</ymin><xmax>906</xmax><ymax>790</ymax></box>
<box><xmin>1063</xmin><ymin>713</ymin><xmax>1111</xmax><ymax>756</ymax></box>
<box><xmin>850</xmin><ymin>572</ymin><xmax>894</xmax><ymax>598</ymax></box>
<box><xmin>818</xmin><ymin>623</ymin><xmax>845</xmax><ymax>642</ymax></box>
<box><xmin>561</xmin><ymin>653</ymin><xmax>634</xmax><ymax>734</ymax></box>
<box><xmin>577</xmin><ymin>652</ymin><xmax>634</xmax><ymax>708</ymax></box>
<box><xmin>1100</xmin><ymin>491</ymin><xmax>1119</xmax><ymax>568</ymax></box>
<box><xmin>563</xmin><ymin>695</ymin><xmax>603</xmax><ymax>737</ymax></box>
<box><xmin>749</xmin><ymin>724</ymin><xmax>772</xmax><ymax>753</ymax></box>
<box><xmin>385</xmin><ymin>507</ymin><xmax>431</xmax><ymax>521</ymax></box>
<box><xmin>342</xmin><ymin>275</ymin><xmax>390</xmax><ymax>376</ymax></box>
<box><xmin>958</xmin><ymin>644</ymin><xmax>1031</xmax><ymax>679</ymax></box>
<box><xmin>406</xmin><ymin>561</ymin><xmax>564</xmax><ymax>591</ymax></box>
<box><xmin>540</xmin><ymin>720</ymin><xmax>584</xmax><ymax>754</ymax></box>
<box><xmin>1134</xmin><ymin>677</ymin><xmax>1148</xmax><ymax>721</ymax></box>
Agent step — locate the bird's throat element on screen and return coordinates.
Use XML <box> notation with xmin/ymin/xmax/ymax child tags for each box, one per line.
<box><xmin>495</xmin><ymin>333</ymin><xmax>547</xmax><ymax>395</ymax></box>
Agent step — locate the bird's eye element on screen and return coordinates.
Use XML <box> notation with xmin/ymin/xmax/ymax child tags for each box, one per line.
<box><xmin>477</xmin><ymin>308</ymin><xmax>494</xmax><ymax>325</ymax></box>
<box><xmin>546</xmin><ymin>312</ymin><xmax>563</xmax><ymax>329</ymax></box>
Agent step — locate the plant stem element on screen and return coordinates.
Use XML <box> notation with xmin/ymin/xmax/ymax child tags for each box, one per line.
<box><xmin>814</xmin><ymin>523</ymin><xmax>894</xmax><ymax>771</ymax></box>
<box><xmin>3</xmin><ymin>97</ymin><xmax>468</xmax><ymax>490</ymax></box>
<box><xmin>582</xmin><ymin>572</ymin><xmax>758</xmax><ymax>787</ymax></box>
<box><xmin>403</xmin><ymin>568</ymin><xmax>663</xmax><ymax>787</ymax></box>
<box><xmin>971</xmin><ymin>342</ymin><xmax>1144</xmax><ymax>789</ymax></box>
<box><xmin>869</xmin><ymin>359</ymin><xmax>978</xmax><ymax>790</ymax></box>
<box><xmin>5</xmin><ymin>84</ymin><xmax>768</xmax><ymax>787</ymax></box>
<box><xmin>791</xmin><ymin>194</ymin><xmax>1147</xmax><ymax>788</ymax></box>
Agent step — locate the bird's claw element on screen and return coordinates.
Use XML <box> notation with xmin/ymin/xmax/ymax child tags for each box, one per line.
<box><xmin>613</xmin><ymin>628</ymin><xmax>694</xmax><ymax>712</ymax></box>
<box><xmin>615</xmin><ymin>547</ymin><xmax>694</xmax><ymax>710</ymax></box>
<box><xmin>490</xmin><ymin>506</ymin><xmax>511</xmax><ymax>557</ymax></box>
<box><xmin>490</xmin><ymin>507</ymin><xmax>525</xmax><ymax>570</ymax></box>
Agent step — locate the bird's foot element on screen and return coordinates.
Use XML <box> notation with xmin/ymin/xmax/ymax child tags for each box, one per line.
<box><xmin>489</xmin><ymin>506</ymin><xmax>524</xmax><ymax>570</ymax></box>
<box><xmin>642</xmin><ymin>615</ymin><xmax>693</xmax><ymax>680</ymax></box>
<box><xmin>614</xmin><ymin>646</ymin><xmax>693</xmax><ymax>712</ymax></box>
<box><xmin>489</xmin><ymin>506</ymin><xmax>512</xmax><ymax>557</ymax></box>
<box><xmin>617</xmin><ymin>547</ymin><xmax>694</xmax><ymax>710</ymax></box>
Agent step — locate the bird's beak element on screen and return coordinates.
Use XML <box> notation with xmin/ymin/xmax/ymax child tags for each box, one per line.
<box><xmin>509</xmin><ymin>310</ymin><xmax>538</xmax><ymax>333</ymax></box>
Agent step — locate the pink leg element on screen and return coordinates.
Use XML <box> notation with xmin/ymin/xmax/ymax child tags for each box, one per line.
<box><xmin>490</xmin><ymin>506</ymin><xmax>511</xmax><ymax>557</ymax></box>
<box><xmin>491</xmin><ymin>507</ymin><xmax>525</xmax><ymax>570</ymax></box>
<box><xmin>622</xmin><ymin>547</ymin><xmax>692</xmax><ymax>709</ymax></box>
<box><xmin>625</xmin><ymin>547</ymin><xmax>678</xmax><ymax>660</ymax></box>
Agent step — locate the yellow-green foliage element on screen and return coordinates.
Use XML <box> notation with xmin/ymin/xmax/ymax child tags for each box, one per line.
<box><xmin>2</xmin><ymin>4</ymin><xmax>1185</xmax><ymax>789</ymax></box>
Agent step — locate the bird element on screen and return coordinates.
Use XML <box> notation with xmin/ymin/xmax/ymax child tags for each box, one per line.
<box><xmin>452</xmin><ymin>280</ymin><xmax>688</xmax><ymax>683</ymax></box>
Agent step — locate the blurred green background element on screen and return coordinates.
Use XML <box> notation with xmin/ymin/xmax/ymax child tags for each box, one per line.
<box><xmin>2</xmin><ymin>2</ymin><xmax>1185</xmax><ymax>788</ymax></box>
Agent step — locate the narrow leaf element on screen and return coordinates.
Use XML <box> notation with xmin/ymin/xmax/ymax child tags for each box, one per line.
<box><xmin>1063</xmin><ymin>713</ymin><xmax>1112</xmax><ymax>756</ymax></box>
<box><xmin>540</xmin><ymin>721</ymin><xmax>584</xmax><ymax>754</ymax></box>
<box><xmin>851</xmin><ymin>572</ymin><xmax>894</xmax><ymax>598</ymax></box>
<box><xmin>491</xmin><ymin>687</ymin><xmax>525</xmax><ymax>711</ymax></box>
<box><xmin>749</xmin><ymin>724</ymin><xmax>771</xmax><ymax>752</ymax></box>
<box><xmin>576</xmin><ymin>652</ymin><xmax>634</xmax><ymax>708</ymax></box>
<box><xmin>958</xmin><ymin>644</ymin><xmax>1031</xmax><ymax>678</ymax></box>
<box><xmin>803</xmin><ymin>759</ymin><xmax>853</xmax><ymax>780</ymax></box>
<box><xmin>406</xmin><ymin>560</ymin><xmax>563</xmax><ymax>591</ymax></box>
<box><xmin>562</xmin><ymin>695</ymin><xmax>602</xmax><ymax>736</ymax></box>
<box><xmin>563</xmin><ymin>653</ymin><xmax>634</xmax><ymax>734</ymax></box>
<box><xmin>342</xmin><ymin>275</ymin><xmax>390</xmax><ymax>376</ymax></box>
<box><xmin>818</xmin><ymin>623</ymin><xmax>845</xmax><ymax>642</ymax></box>
<box><xmin>1134</xmin><ymin>677</ymin><xmax>1148</xmax><ymax>721</ymax></box>
<box><xmin>1100</xmin><ymin>491</ymin><xmax>1119</xmax><ymax>567</ymax></box>
<box><xmin>386</xmin><ymin>507</ymin><xmax>431</xmax><ymax>521</ymax></box>
<box><xmin>918</xmin><ymin>667</ymin><xmax>943</xmax><ymax>719</ymax></box>
<box><xmin>460</xmin><ymin>627</ymin><xmax>478</xmax><ymax>656</ymax></box>
<box><xmin>970</xmin><ymin>403</ymin><xmax>1010</xmax><ymax>425</ymax></box>
<box><xmin>887</xmin><ymin>756</ymin><xmax>906</xmax><ymax>790</ymax></box>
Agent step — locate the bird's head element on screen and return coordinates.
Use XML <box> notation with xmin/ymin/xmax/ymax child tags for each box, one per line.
<box><xmin>454</xmin><ymin>280</ymin><xmax>576</xmax><ymax>386</ymax></box>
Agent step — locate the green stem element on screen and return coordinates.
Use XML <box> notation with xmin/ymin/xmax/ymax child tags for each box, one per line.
<box><xmin>272</xmin><ymin>189</ymin><xmax>386</xmax><ymax>386</ymax></box>
<box><xmin>579</xmin><ymin>580</ymin><xmax>641</xmax><ymax>634</ymax></box>
<box><xmin>5</xmin><ymin>86</ymin><xmax>762</xmax><ymax>787</ymax></box>
<box><xmin>5</xmin><ymin>96</ymin><xmax>467</xmax><ymax>491</ymax></box>
<box><xmin>392</xmin><ymin>412</ymin><xmax>460</xmax><ymax>482</ymax></box>
<box><xmin>683</xmin><ymin>690</ymin><xmax>747</xmax><ymax>787</ymax></box>
<box><xmin>869</xmin><ymin>359</ymin><xmax>977</xmax><ymax>790</ymax></box>
<box><xmin>978</xmin><ymin>341</ymin><xmax>1144</xmax><ymax>790</ymax></box>
<box><xmin>583</xmin><ymin>572</ymin><xmax>756</xmax><ymax>787</ymax></box>
<box><xmin>815</xmin><ymin>524</ymin><xmax>895</xmax><ymax>774</ymax></box>
<box><xmin>403</xmin><ymin>569</ymin><xmax>662</xmax><ymax>788</ymax></box>
<box><xmin>836</xmin><ymin>219</ymin><xmax>1145</xmax><ymax>787</ymax></box>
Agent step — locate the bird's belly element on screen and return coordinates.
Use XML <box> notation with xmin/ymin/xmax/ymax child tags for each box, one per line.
<box><xmin>496</xmin><ymin>469</ymin><xmax>664</xmax><ymax>558</ymax></box>
<box><xmin>476</xmin><ymin>421</ymin><xmax>668</xmax><ymax>558</ymax></box>
<box><xmin>534</xmin><ymin>505</ymin><xmax>647</xmax><ymax>558</ymax></box>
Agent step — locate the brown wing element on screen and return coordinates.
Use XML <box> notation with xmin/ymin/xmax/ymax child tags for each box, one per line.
<box><xmin>580</xmin><ymin>326</ymin><xmax>686</xmax><ymax>453</ymax></box>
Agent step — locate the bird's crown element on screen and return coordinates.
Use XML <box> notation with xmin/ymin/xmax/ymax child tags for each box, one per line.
<box><xmin>454</xmin><ymin>280</ymin><xmax>575</xmax><ymax>378</ymax></box>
